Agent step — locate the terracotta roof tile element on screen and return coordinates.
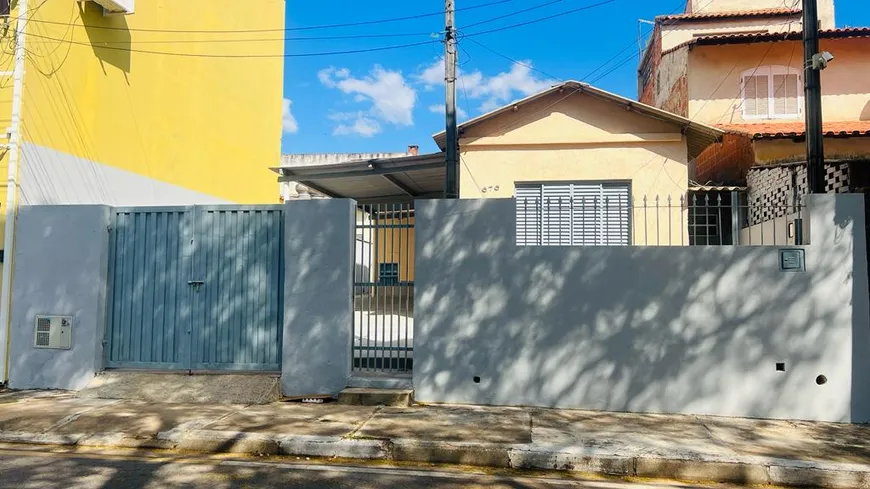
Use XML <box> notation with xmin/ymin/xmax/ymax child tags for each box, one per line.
<box><xmin>658</xmin><ymin>8</ymin><xmax>800</xmax><ymax>22</ymax></box>
<box><xmin>660</xmin><ymin>27</ymin><xmax>870</xmax><ymax>56</ymax></box>
<box><xmin>695</xmin><ymin>27</ymin><xmax>870</xmax><ymax>46</ymax></box>
<box><xmin>717</xmin><ymin>121</ymin><xmax>870</xmax><ymax>139</ymax></box>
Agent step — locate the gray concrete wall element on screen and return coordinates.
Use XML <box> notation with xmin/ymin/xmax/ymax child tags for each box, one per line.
<box><xmin>281</xmin><ymin>199</ymin><xmax>355</xmax><ymax>396</ymax></box>
<box><xmin>8</xmin><ymin>205</ymin><xmax>111</xmax><ymax>390</ymax></box>
<box><xmin>413</xmin><ymin>195</ymin><xmax>870</xmax><ymax>422</ymax></box>
<box><xmin>21</xmin><ymin>143</ymin><xmax>227</xmax><ymax>205</ymax></box>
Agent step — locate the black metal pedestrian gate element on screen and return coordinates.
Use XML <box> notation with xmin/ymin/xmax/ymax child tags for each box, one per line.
<box><xmin>104</xmin><ymin>206</ymin><xmax>284</xmax><ymax>371</ymax></box>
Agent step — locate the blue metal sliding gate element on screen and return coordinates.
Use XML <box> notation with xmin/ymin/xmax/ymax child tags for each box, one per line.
<box><xmin>105</xmin><ymin>206</ymin><xmax>284</xmax><ymax>371</ymax></box>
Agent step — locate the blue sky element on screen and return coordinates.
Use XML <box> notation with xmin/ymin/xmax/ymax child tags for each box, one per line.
<box><xmin>281</xmin><ymin>0</ymin><xmax>870</xmax><ymax>155</ymax></box>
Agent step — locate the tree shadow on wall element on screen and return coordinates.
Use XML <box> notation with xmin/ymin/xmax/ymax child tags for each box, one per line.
<box><xmin>413</xmin><ymin>198</ymin><xmax>870</xmax><ymax>424</ymax></box>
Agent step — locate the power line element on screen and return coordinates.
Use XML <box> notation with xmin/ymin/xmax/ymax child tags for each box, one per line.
<box><xmin>24</xmin><ymin>31</ymin><xmax>440</xmax><ymax>58</ymax></box>
<box><xmin>582</xmin><ymin>0</ymin><xmax>720</xmax><ymax>82</ymax></box>
<box><xmin>461</xmin><ymin>0</ymin><xmax>565</xmax><ymax>29</ymax></box>
<box><xmin>588</xmin><ymin>17</ymin><xmax>802</xmax><ymax>84</ymax></box>
<box><xmin>16</xmin><ymin>0</ymin><xmax>512</xmax><ymax>34</ymax></box>
<box><xmin>464</xmin><ymin>0</ymin><xmax>616</xmax><ymax>37</ymax></box>
<box><xmin>24</xmin><ymin>31</ymin><xmax>439</xmax><ymax>44</ymax></box>
<box><xmin>463</xmin><ymin>37</ymin><xmax>561</xmax><ymax>80</ymax></box>
<box><xmin>21</xmin><ymin>0</ymin><xmax>618</xmax><ymax>59</ymax></box>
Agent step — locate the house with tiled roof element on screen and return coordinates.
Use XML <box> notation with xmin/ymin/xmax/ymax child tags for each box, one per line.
<box><xmin>638</xmin><ymin>0</ymin><xmax>870</xmax><ymax>194</ymax></box>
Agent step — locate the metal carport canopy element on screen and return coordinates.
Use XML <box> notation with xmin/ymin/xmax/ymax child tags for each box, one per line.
<box><xmin>271</xmin><ymin>152</ymin><xmax>446</xmax><ymax>204</ymax></box>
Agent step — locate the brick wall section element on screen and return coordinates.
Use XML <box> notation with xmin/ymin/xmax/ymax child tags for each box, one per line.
<box><xmin>746</xmin><ymin>161</ymin><xmax>851</xmax><ymax>224</ymax></box>
<box><xmin>639</xmin><ymin>26</ymin><xmax>689</xmax><ymax>119</ymax></box>
<box><xmin>661</xmin><ymin>75</ymin><xmax>688</xmax><ymax>117</ymax></box>
<box><xmin>695</xmin><ymin>133</ymin><xmax>756</xmax><ymax>184</ymax></box>
<box><xmin>638</xmin><ymin>25</ymin><xmax>661</xmax><ymax>104</ymax></box>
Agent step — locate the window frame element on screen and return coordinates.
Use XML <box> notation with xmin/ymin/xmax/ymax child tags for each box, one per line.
<box><xmin>378</xmin><ymin>262</ymin><xmax>400</xmax><ymax>285</ymax></box>
<box><xmin>514</xmin><ymin>181</ymin><xmax>632</xmax><ymax>247</ymax></box>
<box><xmin>740</xmin><ymin>65</ymin><xmax>803</xmax><ymax>121</ymax></box>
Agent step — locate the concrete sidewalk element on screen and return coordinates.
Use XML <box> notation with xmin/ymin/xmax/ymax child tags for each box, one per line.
<box><xmin>1</xmin><ymin>390</ymin><xmax>869</xmax><ymax>488</ymax></box>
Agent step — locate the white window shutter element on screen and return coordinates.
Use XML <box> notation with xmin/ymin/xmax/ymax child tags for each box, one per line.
<box><xmin>772</xmin><ymin>73</ymin><xmax>799</xmax><ymax>116</ymax></box>
<box><xmin>744</xmin><ymin>76</ymin><xmax>758</xmax><ymax>117</ymax></box>
<box><xmin>785</xmin><ymin>74</ymin><xmax>799</xmax><ymax>115</ymax></box>
<box><xmin>601</xmin><ymin>184</ymin><xmax>631</xmax><ymax>245</ymax></box>
<box><xmin>515</xmin><ymin>185</ymin><xmax>541</xmax><ymax>246</ymax></box>
<box><xmin>756</xmin><ymin>74</ymin><xmax>770</xmax><ymax>117</ymax></box>
<box><xmin>773</xmin><ymin>74</ymin><xmax>788</xmax><ymax>115</ymax></box>
<box><xmin>571</xmin><ymin>184</ymin><xmax>601</xmax><ymax>246</ymax></box>
<box><xmin>542</xmin><ymin>184</ymin><xmax>572</xmax><ymax>246</ymax></box>
<box><xmin>745</xmin><ymin>68</ymin><xmax>800</xmax><ymax>119</ymax></box>
<box><xmin>515</xmin><ymin>182</ymin><xmax>631</xmax><ymax>247</ymax></box>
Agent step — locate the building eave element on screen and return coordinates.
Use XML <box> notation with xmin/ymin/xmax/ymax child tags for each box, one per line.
<box><xmin>433</xmin><ymin>81</ymin><xmax>724</xmax><ymax>159</ymax></box>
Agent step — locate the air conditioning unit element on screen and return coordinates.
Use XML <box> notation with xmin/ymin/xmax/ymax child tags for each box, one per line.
<box><xmin>33</xmin><ymin>315</ymin><xmax>73</xmax><ymax>350</ymax></box>
<box><xmin>90</xmin><ymin>0</ymin><xmax>134</xmax><ymax>15</ymax></box>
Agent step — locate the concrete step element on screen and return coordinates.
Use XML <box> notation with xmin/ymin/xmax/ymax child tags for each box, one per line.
<box><xmin>338</xmin><ymin>387</ymin><xmax>414</xmax><ymax>407</ymax></box>
<box><xmin>346</xmin><ymin>374</ymin><xmax>413</xmax><ymax>390</ymax></box>
<box><xmin>78</xmin><ymin>371</ymin><xmax>281</xmax><ymax>405</ymax></box>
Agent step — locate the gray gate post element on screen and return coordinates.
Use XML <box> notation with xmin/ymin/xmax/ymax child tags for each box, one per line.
<box><xmin>281</xmin><ymin>199</ymin><xmax>356</xmax><ymax>397</ymax></box>
<box><xmin>8</xmin><ymin>205</ymin><xmax>111</xmax><ymax>390</ymax></box>
<box><xmin>731</xmin><ymin>191</ymin><xmax>741</xmax><ymax>246</ymax></box>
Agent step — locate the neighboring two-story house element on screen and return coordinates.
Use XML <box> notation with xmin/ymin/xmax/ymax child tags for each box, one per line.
<box><xmin>639</xmin><ymin>0</ymin><xmax>870</xmax><ymax>192</ymax></box>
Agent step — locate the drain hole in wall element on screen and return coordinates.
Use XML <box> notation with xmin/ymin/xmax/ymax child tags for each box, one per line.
<box><xmin>776</xmin><ymin>362</ymin><xmax>785</xmax><ymax>372</ymax></box>
<box><xmin>473</xmin><ymin>376</ymin><xmax>481</xmax><ymax>384</ymax></box>
<box><xmin>816</xmin><ymin>375</ymin><xmax>828</xmax><ymax>385</ymax></box>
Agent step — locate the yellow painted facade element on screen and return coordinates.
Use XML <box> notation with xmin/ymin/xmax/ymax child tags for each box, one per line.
<box><xmin>754</xmin><ymin>138</ymin><xmax>870</xmax><ymax>164</ymax></box>
<box><xmin>0</xmin><ymin>0</ymin><xmax>285</xmax><ymax>245</ymax></box>
<box><xmin>685</xmin><ymin>0</ymin><xmax>834</xmax><ymax>29</ymax></box>
<box><xmin>688</xmin><ymin>38</ymin><xmax>870</xmax><ymax>126</ymax></box>
<box><xmin>660</xmin><ymin>18</ymin><xmax>799</xmax><ymax>52</ymax></box>
<box><xmin>457</xmin><ymin>91</ymin><xmax>691</xmax><ymax>245</ymax></box>
<box><xmin>375</xmin><ymin>215</ymin><xmax>415</xmax><ymax>283</ymax></box>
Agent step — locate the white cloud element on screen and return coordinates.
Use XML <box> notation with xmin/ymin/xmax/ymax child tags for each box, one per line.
<box><xmin>416</xmin><ymin>58</ymin><xmax>555</xmax><ymax>114</ymax></box>
<box><xmin>282</xmin><ymin>98</ymin><xmax>298</xmax><ymax>134</ymax></box>
<box><xmin>317</xmin><ymin>67</ymin><xmax>348</xmax><ymax>87</ymax></box>
<box><xmin>428</xmin><ymin>103</ymin><xmax>468</xmax><ymax>120</ymax></box>
<box><xmin>417</xmin><ymin>58</ymin><xmax>444</xmax><ymax>89</ymax></box>
<box><xmin>477</xmin><ymin>98</ymin><xmax>503</xmax><ymax>114</ymax></box>
<box><xmin>318</xmin><ymin>65</ymin><xmax>417</xmax><ymax>128</ymax></box>
<box><xmin>333</xmin><ymin>117</ymin><xmax>381</xmax><ymax>137</ymax></box>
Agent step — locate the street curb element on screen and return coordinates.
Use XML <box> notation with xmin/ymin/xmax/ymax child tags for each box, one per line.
<box><xmin>1</xmin><ymin>430</ymin><xmax>868</xmax><ymax>488</ymax></box>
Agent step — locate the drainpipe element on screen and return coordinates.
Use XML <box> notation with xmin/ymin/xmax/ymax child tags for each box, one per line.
<box><xmin>0</xmin><ymin>0</ymin><xmax>28</xmax><ymax>384</ymax></box>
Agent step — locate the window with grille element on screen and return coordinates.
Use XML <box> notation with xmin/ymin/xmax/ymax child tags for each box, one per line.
<box><xmin>742</xmin><ymin>66</ymin><xmax>801</xmax><ymax>120</ymax></box>
<box><xmin>378</xmin><ymin>262</ymin><xmax>399</xmax><ymax>285</ymax></box>
<box><xmin>515</xmin><ymin>182</ymin><xmax>631</xmax><ymax>246</ymax></box>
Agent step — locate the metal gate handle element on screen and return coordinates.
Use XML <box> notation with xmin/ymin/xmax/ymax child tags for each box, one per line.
<box><xmin>187</xmin><ymin>280</ymin><xmax>204</xmax><ymax>286</ymax></box>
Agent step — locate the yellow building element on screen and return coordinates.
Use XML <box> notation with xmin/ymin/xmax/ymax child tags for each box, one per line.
<box><xmin>638</xmin><ymin>0</ymin><xmax>870</xmax><ymax>183</ymax></box>
<box><xmin>0</xmin><ymin>0</ymin><xmax>285</xmax><ymax>251</ymax></box>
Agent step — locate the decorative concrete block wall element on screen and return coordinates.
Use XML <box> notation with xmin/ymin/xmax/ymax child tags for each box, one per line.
<box><xmin>746</xmin><ymin>161</ymin><xmax>852</xmax><ymax>225</ymax></box>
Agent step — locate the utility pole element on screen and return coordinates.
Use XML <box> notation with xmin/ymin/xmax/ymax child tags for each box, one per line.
<box><xmin>444</xmin><ymin>0</ymin><xmax>459</xmax><ymax>199</ymax></box>
<box><xmin>803</xmin><ymin>0</ymin><xmax>825</xmax><ymax>193</ymax></box>
<box><xmin>0</xmin><ymin>0</ymin><xmax>28</xmax><ymax>384</ymax></box>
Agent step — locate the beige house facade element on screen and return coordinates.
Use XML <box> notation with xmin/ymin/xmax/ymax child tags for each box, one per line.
<box><xmin>432</xmin><ymin>82</ymin><xmax>723</xmax><ymax>245</ymax></box>
<box><xmin>276</xmin><ymin>81</ymin><xmax>724</xmax><ymax>251</ymax></box>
